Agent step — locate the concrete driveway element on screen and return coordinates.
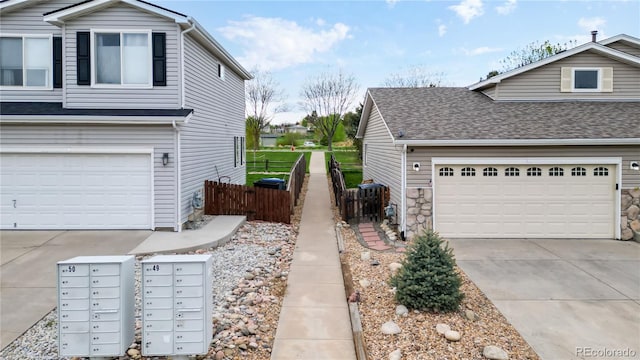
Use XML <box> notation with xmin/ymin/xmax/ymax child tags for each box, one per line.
<box><xmin>0</xmin><ymin>230</ymin><xmax>151</xmax><ymax>349</ymax></box>
<box><xmin>448</xmin><ymin>238</ymin><xmax>640</xmax><ymax>360</ymax></box>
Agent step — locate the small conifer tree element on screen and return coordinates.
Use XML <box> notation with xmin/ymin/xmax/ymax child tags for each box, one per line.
<box><xmin>390</xmin><ymin>230</ymin><xmax>463</xmax><ymax>312</ymax></box>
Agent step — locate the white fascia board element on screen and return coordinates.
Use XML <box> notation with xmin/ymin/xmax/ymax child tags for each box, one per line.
<box><xmin>0</xmin><ymin>0</ymin><xmax>32</xmax><ymax>12</ymax></box>
<box><xmin>0</xmin><ymin>146</ymin><xmax>154</xmax><ymax>154</ymax></box>
<box><xmin>395</xmin><ymin>138</ymin><xmax>640</xmax><ymax>147</ymax></box>
<box><xmin>44</xmin><ymin>0</ymin><xmax>190</xmax><ymax>26</ymax></box>
<box><xmin>431</xmin><ymin>157</ymin><xmax>622</xmax><ymax>165</ymax></box>
<box><xmin>468</xmin><ymin>42</ymin><xmax>640</xmax><ymax>90</ymax></box>
<box><xmin>599</xmin><ymin>34</ymin><xmax>640</xmax><ymax>47</ymax></box>
<box><xmin>0</xmin><ymin>115</ymin><xmax>188</xmax><ymax>124</ymax></box>
<box><xmin>188</xmin><ymin>18</ymin><xmax>252</xmax><ymax>80</ymax></box>
<box><xmin>355</xmin><ymin>90</ymin><xmax>373</xmax><ymax>139</ymax></box>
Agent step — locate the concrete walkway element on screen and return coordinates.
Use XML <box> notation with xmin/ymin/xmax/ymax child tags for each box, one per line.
<box><xmin>449</xmin><ymin>238</ymin><xmax>640</xmax><ymax>360</ymax></box>
<box><xmin>271</xmin><ymin>151</ymin><xmax>356</xmax><ymax>360</ymax></box>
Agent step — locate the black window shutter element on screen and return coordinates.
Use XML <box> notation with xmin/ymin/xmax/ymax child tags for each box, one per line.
<box><xmin>152</xmin><ymin>32</ymin><xmax>166</xmax><ymax>86</ymax></box>
<box><xmin>53</xmin><ymin>37</ymin><xmax>62</xmax><ymax>88</ymax></box>
<box><xmin>76</xmin><ymin>32</ymin><xmax>90</xmax><ymax>85</ymax></box>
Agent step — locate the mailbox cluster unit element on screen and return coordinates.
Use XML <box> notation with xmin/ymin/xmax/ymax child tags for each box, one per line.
<box><xmin>57</xmin><ymin>254</ymin><xmax>213</xmax><ymax>358</ymax></box>
<box><xmin>141</xmin><ymin>254</ymin><xmax>213</xmax><ymax>356</ymax></box>
<box><xmin>57</xmin><ymin>256</ymin><xmax>135</xmax><ymax>357</ymax></box>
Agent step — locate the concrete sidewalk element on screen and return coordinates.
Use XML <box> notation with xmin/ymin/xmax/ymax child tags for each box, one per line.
<box><xmin>271</xmin><ymin>151</ymin><xmax>356</xmax><ymax>360</ymax></box>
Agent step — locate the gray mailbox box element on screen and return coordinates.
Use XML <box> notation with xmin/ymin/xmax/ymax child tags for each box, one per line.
<box><xmin>141</xmin><ymin>254</ymin><xmax>213</xmax><ymax>356</ymax></box>
<box><xmin>57</xmin><ymin>255</ymin><xmax>135</xmax><ymax>357</ymax></box>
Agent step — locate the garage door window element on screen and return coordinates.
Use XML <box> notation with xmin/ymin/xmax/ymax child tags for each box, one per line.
<box><xmin>439</xmin><ymin>167</ymin><xmax>454</xmax><ymax>176</ymax></box>
<box><xmin>571</xmin><ymin>167</ymin><xmax>587</xmax><ymax>176</ymax></box>
<box><xmin>461</xmin><ymin>167</ymin><xmax>476</xmax><ymax>176</ymax></box>
<box><xmin>505</xmin><ymin>167</ymin><xmax>520</xmax><ymax>177</ymax></box>
<box><xmin>527</xmin><ymin>167</ymin><xmax>542</xmax><ymax>176</ymax></box>
<box><xmin>594</xmin><ymin>167</ymin><xmax>609</xmax><ymax>176</ymax></box>
<box><xmin>549</xmin><ymin>167</ymin><xmax>564</xmax><ymax>176</ymax></box>
<box><xmin>483</xmin><ymin>167</ymin><xmax>498</xmax><ymax>177</ymax></box>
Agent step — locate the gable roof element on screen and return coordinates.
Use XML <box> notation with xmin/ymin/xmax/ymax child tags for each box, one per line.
<box><xmin>357</xmin><ymin>87</ymin><xmax>640</xmax><ymax>146</ymax></box>
<box><xmin>469</xmin><ymin>34</ymin><xmax>640</xmax><ymax>91</ymax></box>
<box><xmin>0</xmin><ymin>0</ymin><xmax>252</xmax><ymax>80</ymax></box>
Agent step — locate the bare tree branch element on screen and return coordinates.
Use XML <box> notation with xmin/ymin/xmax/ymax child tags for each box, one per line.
<box><xmin>382</xmin><ymin>66</ymin><xmax>446</xmax><ymax>87</ymax></box>
<box><xmin>300</xmin><ymin>70</ymin><xmax>359</xmax><ymax>151</ymax></box>
<box><xmin>245</xmin><ymin>68</ymin><xmax>285</xmax><ymax>151</ymax></box>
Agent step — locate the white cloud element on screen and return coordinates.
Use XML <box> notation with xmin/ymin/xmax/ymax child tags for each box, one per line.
<box><xmin>495</xmin><ymin>0</ymin><xmax>517</xmax><ymax>15</ymax></box>
<box><xmin>315</xmin><ymin>18</ymin><xmax>326</xmax><ymax>27</ymax></box>
<box><xmin>578</xmin><ymin>17</ymin><xmax>606</xmax><ymax>31</ymax></box>
<box><xmin>459</xmin><ymin>46</ymin><xmax>502</xmax><ymax>56</ymax></box>
<box><xmin>386</xmin><ymin>0</ymin><xmax>399</xmax><ymax>8</ymax></box>
<box><xmin>449</xmin><ymin>0</ymin><xmax>484</xmax><ymax>24</ymax></box>
<box><xmin>438</xmin><ymin>24</ymin><xmax>447</xmax><ymax>37</ymax></box>
<box><xmin>218</xmin><ymin>16</ymin><xmax>350</xmax><ymax>71</ymax></box>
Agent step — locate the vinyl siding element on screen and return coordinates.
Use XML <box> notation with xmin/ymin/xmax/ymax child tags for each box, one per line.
<box><xmin>406</xmin><ymin>145</ymin><xmax>640</xmax><ymax>188</ymax></box>
<box><xmin>362</xmin><ymin>105</ymin><xmax>402</xmax><ymax>218</ymax></box>
<box><xmin>63</xmin><ymin>3</ymin><xmax>181</xmax><ymax>108</ymax></box>
<box><xmin>606</xmin><ymin>41</ymin><xmax>640</xmax><ymax>57</ymax></box>
<box><xmin>480</xmin><ymin>86</ymin><xmax>496</xmax><ymax>99</ymax></box>
<box><xmin>180</xmin><ymin>35</ymin><xmax>246</xmax><ymax>224</ymax></box>
<box><xmin>0</xmin><ymin>124</ymin><xmax>178</xmax><ymax>228</ymax></box>
<box><xmin>494</xmin><ymin>51</ymin><xmax>640</xmax><ymax>100</ymax></box>
<box><xmin>0</xmin><ymin>0</ymin><xmax>75</xmax><ymax>101</ymax></box>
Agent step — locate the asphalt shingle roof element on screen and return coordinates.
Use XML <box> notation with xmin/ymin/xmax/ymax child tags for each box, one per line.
<box><xmin>0</xmin><ymin>102</ymin><xmax>193</xmax><ymax>117</ymax></box>
<box><xmin>368</xmin><ymin>87</ymin><xmax>640</xmax><ymax>141</ymax></box>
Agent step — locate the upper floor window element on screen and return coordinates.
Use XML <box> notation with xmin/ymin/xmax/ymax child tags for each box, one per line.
<box><xmin>0</xmin><ymin>35</ymin><xmax>51</xmax><ymax>88</ymax></box>
<box><xmin>573</xmin><ymin>68</ymin><xmax>599</xmax><ymax>91</ymax></box>
<box><xmin>93</xmin><ymin>30</ymin><xmax>151</xmax><ymax>87</ymax></box>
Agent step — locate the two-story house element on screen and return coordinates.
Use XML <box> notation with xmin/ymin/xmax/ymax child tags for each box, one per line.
<box><xmin>0</xmin><ymin>0</ymin><xmax>252</xmax><ymax>231</ymax></box>
<box><xmin>357</xmin><ymin>33</ymin><xmax>640</xmax><ymax>241</ymax></box>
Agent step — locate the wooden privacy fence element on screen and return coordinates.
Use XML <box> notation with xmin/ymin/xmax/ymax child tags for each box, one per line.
<box><xmin>329</xmin><ymin>154</ymin><xmax>389</xmax><ymax>223</ymax></box>
<box><xmin>287</xmin><ymin>154</ymin><xmax>307</xmax><ymax>211</ymax></box>
<box><xmin>204</xmin><ymin>181</ymin><xmax>291</xmax><ymax>224</ymax></box>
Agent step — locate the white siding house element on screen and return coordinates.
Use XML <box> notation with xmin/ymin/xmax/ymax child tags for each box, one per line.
<box><xmin>0</xmin><ymin>0</ymin><xmax>252</xmax><ymax>231</ymax></box>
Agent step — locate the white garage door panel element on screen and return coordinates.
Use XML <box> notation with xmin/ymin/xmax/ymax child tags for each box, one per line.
<box><xmin>1</xmin><ymin>153</ymin><xmax>152</xmax><ymax>230</ymax></box>
<box><xmin>434</xmin><ymin>164</ymin><xmax>615</xmax><ymax>238</ymax></box>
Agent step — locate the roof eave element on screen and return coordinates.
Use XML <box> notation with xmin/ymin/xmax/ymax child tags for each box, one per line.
<box><xmin>0</xmin><ymin>114</ymin><xmax>190</xmax><ymax>124</ymax></box>
<box><xmin>394</xmin><ymin>138</ymin><xmax>640</xmax><ymax>147</ymax></box>
<box><xmin>355</xmin><ymin>90</ymin><xmax>373</xmax><ymax>139</ymax></box>
<box><xmin>43</xmin><ymin>0</ymin><xmax>190</xmax><ymax>27</ymax></box>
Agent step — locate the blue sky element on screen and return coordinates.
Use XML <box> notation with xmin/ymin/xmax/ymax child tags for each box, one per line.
<box><xmin>156</xmin><ymin>0</ymin><xmax>640</xmax><ymax>124</ymax></box>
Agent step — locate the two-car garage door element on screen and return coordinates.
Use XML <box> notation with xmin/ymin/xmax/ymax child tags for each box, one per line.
<box><xmin>434</xmin><ymin>162</ymin><xmax>617</xmax><ymax>238</ymax></box>
<box><xmin>1</xmin><ymin>152</ymin><xmax>153</xmax><ymax>230</ymax></box>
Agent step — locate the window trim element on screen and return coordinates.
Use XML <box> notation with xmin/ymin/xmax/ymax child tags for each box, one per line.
<box><xmin>0</xmin><ymin>33</ymin><xmax>53</xmax><ymax>90</ymax></box>
<box><xmin>90</xmin><ymin>29</ymin><xmax>153</xmax><ymax>89</ymax></box>
<box><xmin>572</xmin><ymin>67</ymin><xmax>601</xmax><ymax>92</ymax></box>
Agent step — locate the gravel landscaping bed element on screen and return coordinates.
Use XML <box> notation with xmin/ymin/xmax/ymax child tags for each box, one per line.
<box><xmin>1</xmin><ymin>177</ymin><xmax>308</xmax><ymax>360</ymax></box>
<box><xmin>338</xmin><ymin>219</ymin><xmax>541</xmax><ymax>360</ymax></box>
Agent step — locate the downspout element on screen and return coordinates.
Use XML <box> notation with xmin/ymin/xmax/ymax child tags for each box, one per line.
<box><xmin>175</xmin><ymin>20</ymin><xmax>196</xmax><ymax>232</ymax></box>
<box><xmin>400</xmin><ymin>144</ymin><xmax>407</xmax><ymax>237</ymax></box>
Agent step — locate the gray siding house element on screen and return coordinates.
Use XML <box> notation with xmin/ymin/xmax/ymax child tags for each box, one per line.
<box><xmin>357</xmin><ymin>34</ymin><xmax>640</xmax><ymax>241</ymax></box>
<box><xmin>0</xmin><ymin>0</ymin><xmax>252</xmax><ymax>231</ymax></box>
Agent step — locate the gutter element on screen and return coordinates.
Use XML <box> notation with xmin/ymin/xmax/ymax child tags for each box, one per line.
<box><xmin>401</xmin><ymin>144</ymin><xmax>407</xmax><ymax>239</ymax></box>
<box><xmin>0</xmin><ymin>115</ymin><xmax>190</xmax><ymax>124</ymax></box>
<box><xmin>394</xmin><ymin>138</ymin><xmax>640</xmax><ymax>147</ymax></box>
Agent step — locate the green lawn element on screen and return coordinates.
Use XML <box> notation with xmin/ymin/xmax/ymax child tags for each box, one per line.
<box><xmin>246</xmin><ymin>151</ymin><xmax>311</xmax><ymax>186</ymax></box>
<box><xmin>325</xmin><ymin>151</ymin><xmax>362</xmax><ymax>188</ymax></box>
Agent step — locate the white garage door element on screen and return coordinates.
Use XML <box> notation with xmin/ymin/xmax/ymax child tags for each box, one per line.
<box><xmin>434</xmin><ymin>164</ymin><xmax>616</xmax><ymax>238</ymax></box>
<box><xmin>1</xmin><ymin>152</ymin><xmax>152</xmax><ymax>230</ymax></box>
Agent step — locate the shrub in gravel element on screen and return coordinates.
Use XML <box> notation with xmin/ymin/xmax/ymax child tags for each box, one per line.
<box><xmin>390</xmin><ymin>230</ymin><xmax>463</xmax><ymax>312</ymax></box>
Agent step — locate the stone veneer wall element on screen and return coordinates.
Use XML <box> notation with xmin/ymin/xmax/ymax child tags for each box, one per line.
<box><xmin>405</xmin><ymin>187</ymin><xmax>640</xmax><ymax>242</ymax></box>
<box><xmin>405</xmin><ymin>187</ymin><xmax>433</xmax><ymax>240</ymax></box>
<box><xmin>621</xmin><ymin>189</ymin><xmax>640</xmax><ymax>241</ymax></box>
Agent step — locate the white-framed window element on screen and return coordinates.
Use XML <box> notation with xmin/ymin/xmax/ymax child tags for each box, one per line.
<box><xmin>0</xmin><ymin>34</ymin><xmax>52</xmax><ymax>89</ymax></box>
<box><xmin>505</xmin><ymin>167</ymin><xmax>520</xmax><ymax>177</ymax></box>
<box><xmin>234</xmin><ymin>136</ymin><xmax>245</xmax><ymax>168</ymax></box>
<box><xmin>461</xmin><ymin>167</ymin><xmax>475</xmax><ymax>176</ymax></box>
<box><xmin>526</xmin><ymin>167</ymin><xmax>542</xmax><ymax>177</ymax></box>
<box><xmin>218</xmin><ymin>63</ymin><xmax>225</xmax><ymax>80</ymax></box>
<box><xmin>561</xmin><ymin>67</ymin><xmax>612</xmax><ymax>93</ymax></box>
<box><xmin>91</xmin><ymin>30</ymin><xmax>152</xmax><ymax>87</ymax></box>
<box><xmin>573</xmin><ymin>68</ymin><xmax>600</xmax><ymax>91</ymax></box>
<box><xmin>483</xmin><ymin>167</ymin><xmax>498</xmax><ymax>177</ymax></box>
<box><xmin>439</xmin><ymin>167</ymin><xmax>454</xmax><ymax>177</ymax></box>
